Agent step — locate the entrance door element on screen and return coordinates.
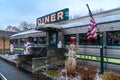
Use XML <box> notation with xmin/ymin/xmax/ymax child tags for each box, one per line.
<box><xmin>49</xmin><ymin>32</ymin><xmax>58</xmax><ymax>47</ymax></box>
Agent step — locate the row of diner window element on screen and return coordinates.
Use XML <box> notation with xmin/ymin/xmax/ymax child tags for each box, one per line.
<box><xmin>12</xmin><ymin>31</ymin><xmax>120</xmax><ymax>46</ymax></box>
<box><xmin>21</xmin><ymin>37</ymin><xmax>46</xmax><ymax>44</ymax></box>
<box><xmin>64</xmin><ymin>34</ymin><xmax>101</xmax><ymax>45</ymax></box>
<box><xmin>12</xmin><ymin>37</ymin><xmax>46</xmax><ymax>45</ymax></box>
<box><xmin>64</xmin><ymin>31</ymin><xmax>120</xmax><ymax>46</ymax></box>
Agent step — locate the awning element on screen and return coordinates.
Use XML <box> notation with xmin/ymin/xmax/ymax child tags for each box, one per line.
<box><xmin>36</xmin><ymin>24</ymin><xmax>62</xmax><ymax>32</ymax></box>
<box><xmin>10</xmin><ymin>29</ymin><xmax>43</xmax><ymax>39</ymax></box>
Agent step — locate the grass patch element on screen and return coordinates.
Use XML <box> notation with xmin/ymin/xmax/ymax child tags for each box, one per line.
<box><xmin>0</xmin><ymin>52</ymin><xmax>2</xmax><ymax>54</ymax></box>
<box><xmin>46</xmin><ymin>70</ymin><xmax>58</xmax><ymax>77</ymax></box>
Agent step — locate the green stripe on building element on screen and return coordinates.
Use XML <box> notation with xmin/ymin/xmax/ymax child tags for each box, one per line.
<box><xmin>76</xmin><ymin>54</ymin><xmax>120</xmax><ymax>65</ymax></box>
<box><xmin>14</xmin><ymin>48</ymin><xmax>24</xmax><ymax>51</ymax></box>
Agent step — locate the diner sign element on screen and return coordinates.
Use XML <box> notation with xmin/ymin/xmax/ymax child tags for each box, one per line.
<box><xmin>37</xmin><ymin>8</ymin><xmax>69</xmax><ymax>26</ymax></box>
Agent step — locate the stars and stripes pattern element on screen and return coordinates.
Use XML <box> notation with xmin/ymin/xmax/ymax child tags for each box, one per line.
<box><xmin>86</xmin><ymin>4</ymin><xmax>97</xmax><ymax>42</ymax></box>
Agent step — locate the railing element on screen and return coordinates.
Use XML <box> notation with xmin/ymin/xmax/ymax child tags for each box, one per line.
<box><xmin>35</xmin><ymin>45</ymin><xmax>47</xmax><ymax>57</ymax></box>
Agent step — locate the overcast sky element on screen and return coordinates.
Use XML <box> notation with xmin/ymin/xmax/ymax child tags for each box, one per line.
<box><xmin>0</xmin><ymin>0</ymin><xmax>120</xmax><ymax>29</ymax></box>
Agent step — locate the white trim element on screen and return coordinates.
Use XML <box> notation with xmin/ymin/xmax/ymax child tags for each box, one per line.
<box><xmin>62</xmin><ymin>14</ymin><xmax>120</xmax><ymax>28</ymax></box>
<box><xmin>11</xmin><ymin>29</ymin><xmax>42</xmax><ymax>37</ymax></box>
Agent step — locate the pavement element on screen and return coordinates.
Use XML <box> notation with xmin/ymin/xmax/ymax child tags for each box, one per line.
<box><xmin>0</xmin><ymin>54</ymin><xmax>18</xmax><ymax>65</ymax></box>
<box><xmin>0</xmin><ymin>54</ymin><xmax>35</xmax><ymax>80</ymax></box>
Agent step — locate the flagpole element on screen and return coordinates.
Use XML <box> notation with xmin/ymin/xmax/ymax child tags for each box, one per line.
<box><xmin>86</xmin><ymin>4</ymin><xmax>100</xmax><ymax>33</ymax></box>
<box><xmin>86</xmin><ymin>4</ymin><xmax>104</xmax><ymax>74</ymax></box>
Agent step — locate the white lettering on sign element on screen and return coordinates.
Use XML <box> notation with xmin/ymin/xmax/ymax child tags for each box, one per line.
<box><xmin>57</xmin><ymin>11</ymin><xmax>63</xmax><ymax>20</ymax></box>
<box><xmin>37</xmin><ymin>12</ymin><xmax>64</xmax><ymax>25</ymax></box>
<box><xmin>37</xmin><ymin>8</ymin><xmax>69</xmax><ymax>26</ymax></box>
<box><xmin>45</xmin><ymin>16</ymin><xmax>50</xmax><ymax>23</ymax></box>
<box><xmin>51</xmin><ymin>13</ymin><xmax>56</xmax><ymax>22</ymax></box>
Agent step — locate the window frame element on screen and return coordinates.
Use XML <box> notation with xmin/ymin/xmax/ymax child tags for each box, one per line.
<box><xmin>79</xmin><ymin>33</ymin><xmax>102</xmax><ymax>45</ymax></box>
<box><xmin>106</xmin><ymin>31</ymin><xmax>120</xmax><ymax>46</ymax></box>
<box><xmin>64</xmin><ymin>34</ymin><xmax>76</xmax><ymax>45</ymax></box>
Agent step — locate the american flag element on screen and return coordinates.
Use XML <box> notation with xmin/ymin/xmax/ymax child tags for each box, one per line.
<box><xmin>86</xmin><ymin>4</ymin><xmax>97</xmax><ymax>42</ymax></box>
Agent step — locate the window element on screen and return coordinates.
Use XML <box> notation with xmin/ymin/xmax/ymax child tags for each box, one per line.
<box><xmin>64</xmin><ymin>34</ymin><xmax>76</xmax><ymax>45</ymax></box>
<box><xmin>11</xmin><ymin>39</ymin><xmax>18</xmax><ymax>45</ymax></box>
<box><xmin>38</xmin><ymin>37</ymin><xmax>46</xmax><ymax>44</ymax></box>
<box><xmin>106</xmin><ymin>31</ymin><xmax>120</xmax><ymax>45</ymax></box>
<box><xmin>20</xmin><ymin>38</ymin><xmax>25</xmax><ymax>44</ymax></box>
<box><xmin>79</xmin><ymin>34</ymin><xmax>87</xmax><ymax>44</ymax></box>
<box><xmin>79</xmin><ymin>33</ymin><xmax>101</xmax><ymax>45</ymax></box>
<box><xmin>33</xmin><ymin>37</ymin><xmax>38</xmax><ymax>44</ymax></box>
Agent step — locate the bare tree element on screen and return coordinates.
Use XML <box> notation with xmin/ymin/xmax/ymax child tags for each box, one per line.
<box><xmin>92</xmin><ymin>8</ymin><xmax>104</xmax><ymax>14</ymax></box>
<box><xmin>5</xmin><ymin>25</ymin><xmax>20</xmax><ymax>32</ymax></box>
<box><xmin>19</xmin><ymin>21</ymin><xmax>35</xmax><ymax>31</ymax></box>
<box><xmin>19</xmin><ymin>21</ymin><xmax>29</xmax><ymax>30</ymax></box>
<box><xmin>28</xmin><ymin>23</ymin><xmax>35</xmax><ymax>29</ymax></box>
<box><xmin>12</xmin><ymin>26</ymin><xmax>20</xmax><ymax>32</ymax></box>
<box><xmin>5</xmin><ymin>25</ymin><xmax>12</xmax><ymax>31</ymax></box>
<box><xmin>69</xmin><ymin>14</ymin><xmax>82</xmax><ymax>20</ymax></box>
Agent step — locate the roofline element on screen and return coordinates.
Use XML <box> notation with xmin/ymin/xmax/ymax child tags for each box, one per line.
<box><xmin>63</xmin><ymin>20</ymin><xmax>120</xmax><ymax>29</ymax></box>
<box><xmin>57</xmin><ymin>7</ymin><xmax>120</xmax><ymax>24</ymax></box>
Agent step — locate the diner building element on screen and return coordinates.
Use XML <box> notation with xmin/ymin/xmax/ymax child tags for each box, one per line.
<box><xmin>11</xmin><ymin>7</ymin><xmax>120</xmax><ymax>73</ymax></box>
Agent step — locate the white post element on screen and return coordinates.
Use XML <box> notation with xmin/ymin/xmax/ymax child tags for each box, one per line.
<box><xmin>65</xmin><ymin>67</ymin><xmax>67</xmax><ymax>80</ymax></box>
<box><xmin>45</xmin><ymin>60</ymin><xmax>48</xmax><ymax>71</ymax></box>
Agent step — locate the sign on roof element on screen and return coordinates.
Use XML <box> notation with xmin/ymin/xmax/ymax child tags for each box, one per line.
<box><xmin>37</xmin><ymin>8</ymin><xmax>69</xmax><ymax>26</ymax></box>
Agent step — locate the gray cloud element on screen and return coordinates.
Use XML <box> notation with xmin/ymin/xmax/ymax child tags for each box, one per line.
<box><xmin>0</xmin><ymin>0</ymin><xmax>120</xmax><ymax>29</ymax></box>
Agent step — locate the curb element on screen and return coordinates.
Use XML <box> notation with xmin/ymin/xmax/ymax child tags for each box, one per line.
<box><xmin>0</xmin><ymin>55</ymin><xmax>17</xmax><ymax>66</ymax></box>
